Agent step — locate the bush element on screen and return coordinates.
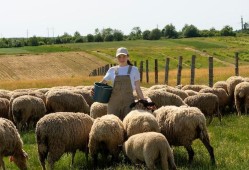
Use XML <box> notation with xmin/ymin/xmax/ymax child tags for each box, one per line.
<box><xmin>182</xmin><ymin>24</ymin><xmax>199</xmax><ymax>38</ymax></box>
<box><xmin>113</xmin><ymin>30</ymin><xmax>124</xmax><ymax>41</ymax></box>
<box><xmin>104</xmin><ymin>34</ymin><xmax>114</xmax><ymax>41</ymax></box>
<box><xmin>149</xmin><ymin>28</ymin><xmax>161</xmax><ymax>40</ymax></box>
<box><xmin>142</xmin><ymin>30</ymin><xmax>151</xmax><ymax>40</ymax></box>
<box><xmin>162</xmin><ymin>24</ymin><xmax>178</xmax><ymax>38</ymax></box>
<box><xmin>220</xmin><ymin>25</ymin><xmax>236</xmax><ymax>36</ymax></box>
<box><xmin>87</xmin><ymin>34</ymin><xmax>94</xmax><ymax>42</ymax></box>
<box><xmin>94</xmin><ymin>34</ymin><xmax>103</xmax><ymax>42</ymax></box>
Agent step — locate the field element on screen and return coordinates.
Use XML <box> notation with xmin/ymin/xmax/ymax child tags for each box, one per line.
<box><xmin>1</xmin><ymin>36</ymin><xmax>249</xmax><ymax>169</ymax></box>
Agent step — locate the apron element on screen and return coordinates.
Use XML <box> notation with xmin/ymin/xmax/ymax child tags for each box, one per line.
<box><xmin>107</xmin><ymin>65</ymin><xmax>135</xmax><ymax>120</ymax></box>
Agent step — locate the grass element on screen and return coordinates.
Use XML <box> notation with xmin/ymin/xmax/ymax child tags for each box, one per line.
<box><xmin>3</xmin><ymin>115</ymin><xmax>249</xmax><ymax>170</ymax></box>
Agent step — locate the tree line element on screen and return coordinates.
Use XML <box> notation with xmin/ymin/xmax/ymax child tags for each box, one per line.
<box><xmin>0</xmin><ymin>24</ymin><xmax>248</xmax><ymax>48</ymax></box>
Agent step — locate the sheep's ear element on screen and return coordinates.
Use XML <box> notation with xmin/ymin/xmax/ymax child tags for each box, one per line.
<box><xmin>129</xmin><ymin>102</ymin><xmax>137</xmax><ymax>108</ymax></box>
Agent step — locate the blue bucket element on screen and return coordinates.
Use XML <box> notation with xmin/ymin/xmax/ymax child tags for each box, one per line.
<box><xmin>93</xmin><ymin>83</ymin><xmax>113</xmax><ymax>103</ymax></box>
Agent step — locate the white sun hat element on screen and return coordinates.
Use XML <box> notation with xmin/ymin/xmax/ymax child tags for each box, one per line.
<box><xmin>116</xmin><ymin>47</ymin><xmax>129</xmax><ymax>57</ymax></box>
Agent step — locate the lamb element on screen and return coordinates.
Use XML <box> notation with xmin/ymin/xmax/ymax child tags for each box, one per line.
<box><xmin>72</xmin><ymin>88</ymin><xmax>94</xmax><ymax>107</ymax></box>
<box><xmin>213</xmin><ymin>81</ymin><xmax>228</xmax><ymax>94</ymax></box>
<box><xmin>0</xmin><ymin>118</ymin><xmax>28</xmax><ymax>170</ymax></box>
<box><xmin>0</xmin><ymin>98</ymin><xmax>10</xmax><ymax>119</ymax></box>
<box><xmin>163</xmin><ymin>86</ymin><xmax>189</xmax><ymax>100</ymax></box>
<box><xmin>0</xmin><ymin>91</ymin><xmax>11</xmax><ymax>100</ymax></box>
<box><xmin>199</xmin><ymin>87</ymin><xmax>229</xmax><ymax>112</ymax></box>
<box><xmin>181</xmin><ymin>85</ymin><xmax>209</xmax><ymax>92</ymax></box>
<box><xmin>12</xmin><ymin>95</ymin><xmax>46</xmax><ymax>131</ymax></box>
<box><xmin>147</xmin><ymin>89</ymin><xmax>186</xmax><ymax>108</ymax></box>
<box><xmin>36</xmin><ymin>112</ymin><xmax>94</xmax><ymax>170</ymax></box>
<box><xmin>149</xmin><ymin>84</ymin><xmax>168</xmax><ymax>91</ymax></box>
<box><xmin>123</xmin><ymin>132</ymin><xmax>177</xmax><ymax>170</ymax></box>
<box><xmin>153</xmin><ymin>105</ymin><xmax>215</xmax><ymax>164</ymax></box>
<box><xmin>184</xmin><ymin>93</ymin><xmax>221</xmax><ymax>124</ymax></box>
<box><xmin>234</xmin><ymin>82</ymin><xmax>249</xmax><ymax>115</ymax></box>
<box><xmin>184</xmin><ymin>90</ymin><xmax>199</xmax><ymax>96</ymax></box>
<box><xmin>46</xmin><ymin>90</ymin><xmax>90</xmax><ymax>114</ymax></box>
<box><xmin>123</xmin><ymin>109</ymin><xmax>160</xmax><ymax>138</ymax></box>
<box><xmin>35</xmin><ymin>88</ymin><xmax>51</xmax><ymax>95</ymax></box>
<box><xmin>90</xmin><ymin>102</ymin><xmax>107</xmax><ymax>119</ymax></box>
<box><xmin>88</xmin><ymin>114</ymin><xmax>124</xmax><ymax>167</ymax></box>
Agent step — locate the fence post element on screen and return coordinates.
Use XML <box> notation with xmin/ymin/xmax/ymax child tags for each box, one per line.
<box><xmin>235</xmin><ymin>52</ymin><xmax>239</xmax><ymax>76</ymax></box>
<box><xmin>209</xmin><ymin>57</ymin><xmax>213</xmax><ymax>87</ymax></box>
<box><xmin>155</xmin><ymin>59</ymin><xmax>158</xmax><ymax>84</ymax></box>
<box><xmin>177</xmin><ymin>56</ymin><xmax>183</xmax><ymax>85</ymax></box>
<box><xmin>146</xmin><ymin>60</ymin><xmax>149</xmax><ymax>83</ymax></box>
<box><xmin>190</xmin><ymin>55</ymin><xmax>196</xmax><ymax>85</ymax></box>
<box><xmin>164</xmin><ymin>58</ymin><xmax>170</xmax><ymax>85</ymax></box>
<box><xmin>140</xmin><ymin>61</ymin><xmax>144</xmax><ymax>82</ymax></box>
<box><xmin>134</xmin><ymin>61</ymin><xmax>137</xmax><ymax>67</ymax></box>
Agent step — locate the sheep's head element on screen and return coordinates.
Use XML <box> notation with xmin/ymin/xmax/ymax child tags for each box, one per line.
<box><xmin>9</xmin><ymin>149</ymin><xmax>28</xmax><ymax>170</ymax></box>
<box><xmin>130</xmin><ymin>99</ymin><xmax>157</xmax><ymax>112</ymax></box>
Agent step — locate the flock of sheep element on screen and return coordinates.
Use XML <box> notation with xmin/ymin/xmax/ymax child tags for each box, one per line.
<box><xmin>0</xmin><ymin>75</ymin><xmax>249</xmax><ymax>170</ymax></box>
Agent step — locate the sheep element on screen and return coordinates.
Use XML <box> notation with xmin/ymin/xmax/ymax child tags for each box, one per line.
<box><xmin>123</xmin><ymin>132</ymin><xmax>177</xmax><ymax>170</ymax></box>
<box><xmin>123</xmin><ymin>109</ymin><xmax>160</xmax><ymax>138</ymax></box>
<box><xmin>46</xmin><ymin>90</ymin><xmax>90</xmax><ymax>114</ymax></box>
<box><xmin>164</xmin><ymin>86</ymin><xmax>189</xmax><ymax>100</ymax></box>
<box><xmin>213</xmin><ymin>81</ymin><xmax>228</xmax><ymax>94</ymax></box>
<box><xmin>0</xmin><ymin>91</ymin><xmax>11</xmax><ymax>100</ymax></box>
<box><xmin>90</xmin><ymin>102</ymin><xmax>107</xmax><ymax>119</ymax></box>
<box><xmin>0</xmin><ymin>118</ymin><xmax>28</xmax><ymax>170</ymax></box>
<box><xmin>12</xmin><ymin>95</ymin><xmax>46</xmax><ymax>131</ymax></box>
<box><xmin>153</xmin><ymin>105</ymin><xmax>215</xmax><ymax>164</ymax></box>
<box><xmin>199</xmin><ymin>87</ymin><xmax>230</xmax><ymax>112</ymax></box>
<box><xmin>34</xmin><ymin>88</ymin><xmax>51</xmax><ymax>95</ymax></box>
<box><xmin>147</xmin><ymin>89</ymin><xmax>186</xmax><ymax>108</ymax></box>
<box><xmin>234</xmin><ymin>82</ymin><xmax>249</xmax><ymax>115</ymax></box>
<box><xmin>184</xmin><ymin>93</ymin><xmax>221</xmax><ymax>125</ymax></box>
<box><xmin>226</xmin><ymin>76</ymin><xmax>244</xmax><ymax>99</ymax></box>
<box><xmin>88</xmin><ymin>114</ymin><xmax>124</xmax><ymax>167</ymax></box>
<box><xmin>181</xmin><ymin>85</ymin><xmax>209</xmax><ymax>92</ymax></box>
<box><xmin>149</xmin><ymin>84</ymin><xmax>168</xmax><ymax>91</ymax></box>
<box><xmin>72</xmin><ymin>88</ymin><xmax>94</xmax><ymax>107</ymax></box>
<box><xmin>184</xmin><ymin>90</ymin><xmax>199</xmax><ymax>96</ymax></box>
<box><xmin>0</xmin><ymin>98</ymin><xmax>9</xmax><ymax>119</ymax></box>
<box><xmin>133</xmin><ymin>87</ymin><xmax>148</xmax><ymax>100</ymax></box>
<box><xmin>36</xmin><ymin>112</ymin><xmax>94</xmax><ymax>170</ymax></box>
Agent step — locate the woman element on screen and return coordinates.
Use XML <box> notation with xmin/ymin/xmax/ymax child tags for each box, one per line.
<box><xmin>93</xmin><ymin>47</ymin><xmax>145</xmax><ymax>120</ymax></box>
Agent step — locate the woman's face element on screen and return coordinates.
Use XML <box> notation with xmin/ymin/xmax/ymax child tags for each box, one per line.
<box><xmin>117</xmin><ymin>54</ymin><xmax>128</xmax><ymax>65</ymax></box>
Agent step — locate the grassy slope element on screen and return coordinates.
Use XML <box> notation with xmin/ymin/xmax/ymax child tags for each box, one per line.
<box><xmin>3</xmin><ymin>115</ymin><xmax>249</xmax><ymax>170</ymax></box>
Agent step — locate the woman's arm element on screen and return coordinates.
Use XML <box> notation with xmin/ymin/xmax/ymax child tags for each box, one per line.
<box><xmin>135</xmin><ymin>80</ymin><xmax>145</xmax><ymax>100</ymax></box>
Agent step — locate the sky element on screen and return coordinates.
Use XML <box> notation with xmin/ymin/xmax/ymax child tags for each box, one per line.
<box><xmin>1</xmin><ymin>0</ymin><xmax>249</xmax><ymax>38</ymax></box>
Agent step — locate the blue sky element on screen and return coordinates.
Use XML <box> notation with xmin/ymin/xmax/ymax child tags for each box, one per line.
<box><xmin>1</xmin><ymin>0</ymin><xmax>249</xmax><ymax>38</ymax></box>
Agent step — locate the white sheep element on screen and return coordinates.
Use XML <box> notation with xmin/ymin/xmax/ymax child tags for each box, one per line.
<box><xmin>36</xmin><ymin>112</ymin><xmax>94</xmax><ymax>170</ymax></box>
<box><xmin>234</xmin><ymin>82</ymin><xmax>249</xmax><ymax>115</ymax></box>
<box><xmin>153</xmin><ymin>105</ymin><xmax>215</xmax><ymax>164</ymax></box>
<box><xmin>184</xmin><ymin>93</ymin><xmax>221</xmax><ymax>124</ymax></box>
<box><xmin>123</xmin><ymin>132</ymin><xmax>177</xmax><ymax>170</ymax></box>
<box><xmin>90</xmin><ymin>102</ymin><xmax>107</xmax><ymax>119</ymax></box>
<box><xmin>123</xmin><ymin>109</ymin><xmax>160</xmax><ymax>138</ymax></box>
<box><xmin>12</xmin><ymin>95</ymin><xmax>46</xmax><ymax>131</ymax></box>
<box><xmin>88</xmin><ymin>114</ymin><xmax>124</xmax><ymax>167</ymax></box>
<box><xmin>0</xmin><ymin>118</ymin><xmax>28</xmax><ymax>170</ymax></box>
<box><xmin>0</xmin><ymin>98</ymin><xmax>9</xmax><ymax>119</ymax></box>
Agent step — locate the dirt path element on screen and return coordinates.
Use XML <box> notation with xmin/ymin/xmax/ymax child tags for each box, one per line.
<box><xmin>184</xmin><ymin>47</ymin><xmax>234</xmax><ymax>67</ymax></box>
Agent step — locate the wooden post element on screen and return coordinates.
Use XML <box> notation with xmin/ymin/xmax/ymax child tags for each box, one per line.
<box><xmin>97</xmin><ymin>68</ymin><xmax>100</xmax><ymax>76</ymax></box>
<box><xmin>209</xmin><ymin>57</ymin><xmax>213</xmax><ymax>87</ymax></box>
<box><xmin>164</xmin><ymin>58</ymin><xmax>170</xmax><ymax>85</ymax></box>
<box><xmin>177</xmin><ymin>56</ymin><xmax>183</xmax><ymax>85</ymax></box>
<box><xmin>94</xmin><ymin>69</ymin><xmax>97</xmax><ymax>76</ymax></box>
<box><xmin>190</xmin><ymin>55</ymin><xmax>196</xmax><ymax>85</ymax></box>
<box><xmin>110</xmin><ymin>64</ymin><xmax>113</xmax><ymax>67</ymax></box>
<box><xmin>146</xmin><ymin>60</ymin><xmax>149</xmax><ymax>83</ymax></box>
<box><xmin>134</xmin><ymin>61</ymin><xmax>137</xmax><ymax>67</ymax></box>
<box><xmin>140</xmin><ymin>61</ymin><xmax>144</xmax><ymax>82</ymax></box>
<box><xmin>155</xmin><ymin>59</ymin><xmax>158</xmax><ymax>84</ymax></box>
<box><xmin>235</xmin><ymin>52</ymin><xmax>239</xmax><ymax>76</ymax></box>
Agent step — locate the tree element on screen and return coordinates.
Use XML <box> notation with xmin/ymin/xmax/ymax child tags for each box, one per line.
<box><xmin>94</xmin><ymin>34</ymin><xmax>103</xmax><ymax>42</ymax></box>
<box><xmin>104</xmin><ymin>34</ymin><xmax>114</xmax><ymax>41</ymax></box>
<box><xmin>113</xmin><ymin>30</ymin><xmax>124</xmax><ymax>41</ymax></box>
<box><xmin>61</xmin><ymin>33</ymin><xmax>73</xmax><ymax>43</ymax></box>
<box><xmin>220</xmin><ymin>25</ymin><xmax>236</xmax><ymax>36</ymax></box>
<box><xmin>162</xmin><ymin>24</ymin><xmax>178</xmax><ymax>38</ymax></box>
<box><xmin>28</xmin><ymin>36</ymin><xmax>39</xmax><ymax>46</ymax></box>
<box><xmin>129</xmin><ymin>27</ymin><xmax>142</xmax><ymax>40</ymax></box>
<box><xmin>74</xmin><ymin>31</ymin><xmax>81</xmax><ymax>38</ymax></box>
<box><xmin>87</xmin><ymin>34</ymin><xmax>94</xmax><ymax>42</ymax></box>
<box><xmin>149</xmin><ymin>28</ymin><xmax>161</xmax><ymax>40</ymax></box>
<box><xmin>142</xmin><ymin>30</ymin><xmax>151</xmax><ymax>40</ymax></box>
<box><xmin>182</xmin><ymin>24</ymin><xmax>199</xmax><ymax>38</ymax></box>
